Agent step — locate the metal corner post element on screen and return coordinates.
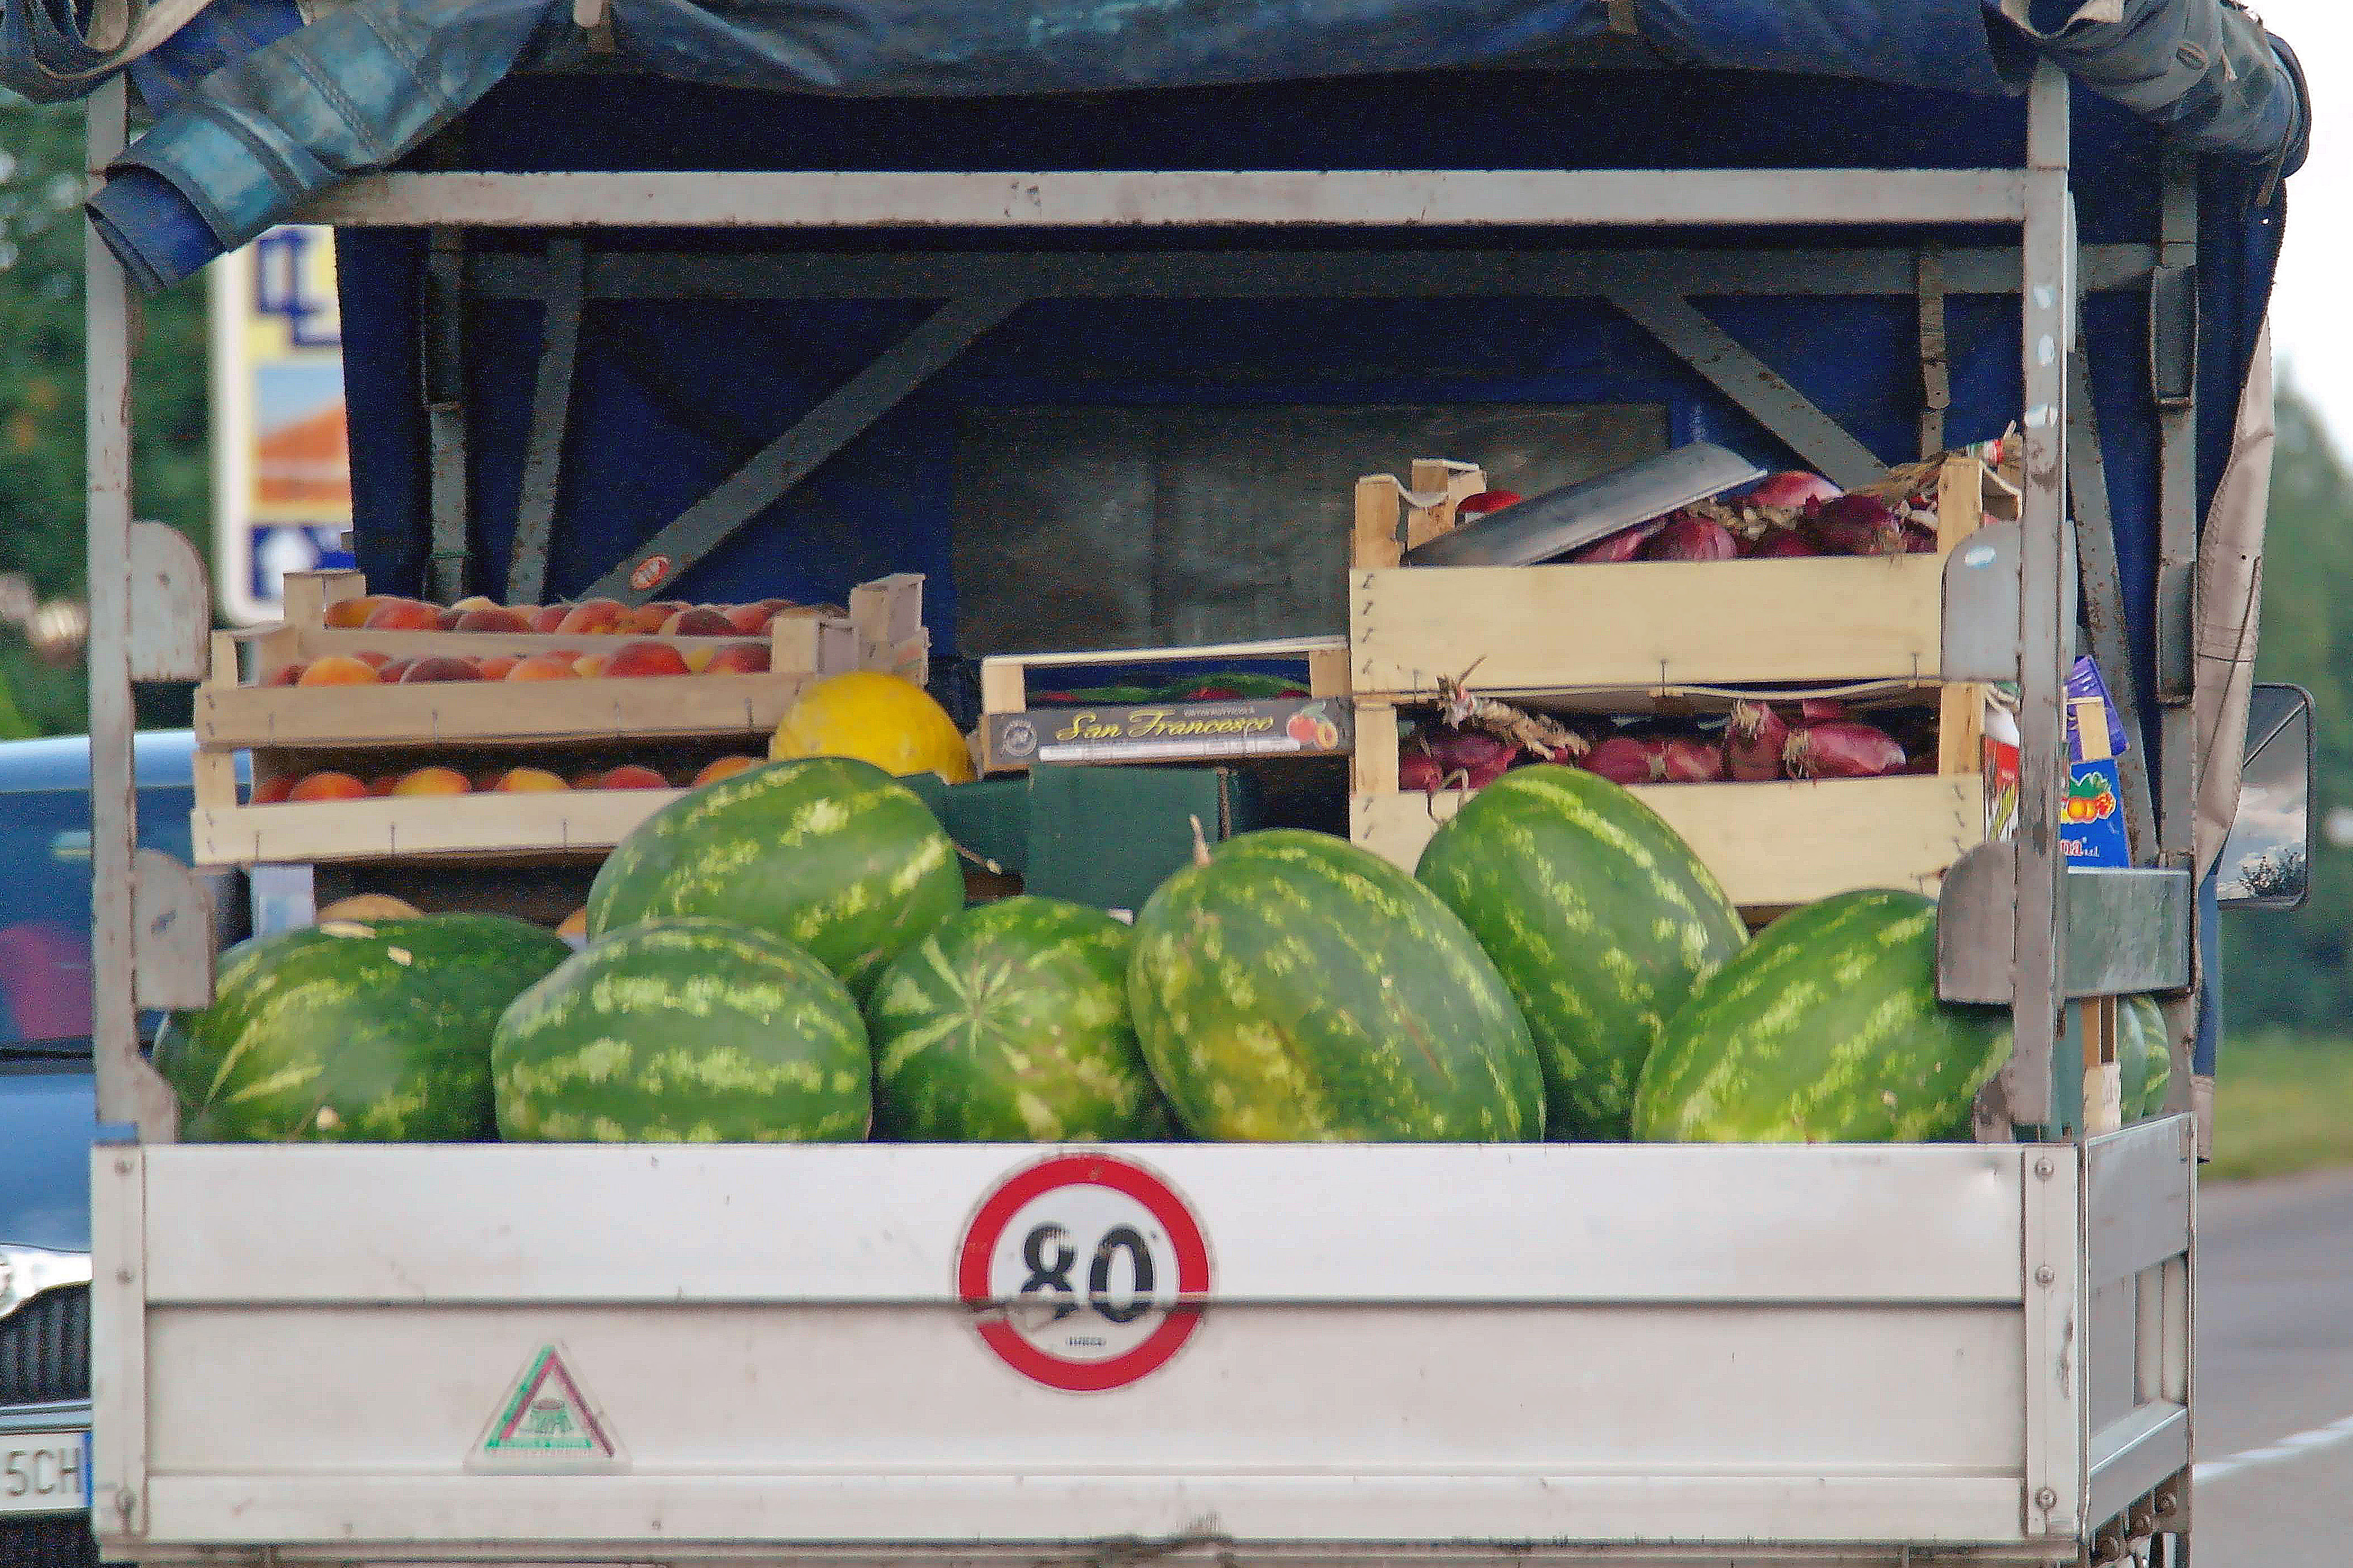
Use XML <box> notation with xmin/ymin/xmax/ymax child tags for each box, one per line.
<box><xmin>2003</xmin><ymin>63</ymin><xmax>2074</xmax><ymax>1130</ymax></box>
<box><xmin>84</xmin><ymin>79</ymin><xmax>155</xmax><ymax>1137</ymax></box>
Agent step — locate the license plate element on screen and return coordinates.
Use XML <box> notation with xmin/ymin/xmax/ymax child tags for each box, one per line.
<box><xmin>0</xmin><ymin>1431</ymin><xmax>90</xmax><ymax>1516</ymax></box>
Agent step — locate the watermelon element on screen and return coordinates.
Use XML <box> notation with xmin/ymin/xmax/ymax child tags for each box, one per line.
<box><xmin>584</xmin><ymin>756</ymin><xmax>961</xmax><ymax>998</ymax></box>
<box><xmin>1128</xmin><ymin>828</ymin><xmax>1544</xmax><ymax>1141</ymax></box>
<box><xmin>2121</xmin><ymin>993</ymin><xmax>2173</xmax><ymax>1119</ymax></box>
<box><xmin>1632</xmin><ymin>888</ymin><xmax>2011</xmax><ymax>1143</ymax></box>
<box><xmin>1415</xmin><ymin>765</ymin><xmax>1746</xmax><ymax>1140</ymax></box>
<box><xmin>868</xmin><ymin>897</ymin><xmax>1174</xmax><ymax>1141</ymax></box>
<box><xmin>494</xmin><ymin>918</ymin><xmax>869</xmax><ymax>1143</ymax></box>
<box><xmin>153</xmin><ymin>915</ymin><xmax>570</xmax><ymax>1141</ymax></box>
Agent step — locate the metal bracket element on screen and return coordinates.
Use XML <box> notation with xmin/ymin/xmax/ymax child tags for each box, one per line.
<box><xmin>2065</xmin><ymin>350</ymin><xmax>2158</xmax><ymax>863</ymax></box>
<box><xmin>1916</xmin><ymin>248</ymin><xmax>1950</xmax><ymax>459</ymax></box>
<box><xmin>1938</xmin><ymin>846</ymin><xmax>2193</xmax><ymax>1005</ymax></box>
<box><xmin>124</xmin><ymin>521</ymin><xmax>208</xmax><ymax>683</ymax></box>
<box><xmin>1605</xmin><ymin>285</ymin><xmax>1885</xmax><ymax>491</ymax></box>
<box><xmin>2148</xmin><ymin>263</ymin><xmax>2198</xmax><ymax>411</ymax></box>
<box><xmin>587</xmin><ymin>293</ymin><xmax>1023</xmax><ymax>604</ymax></box>
<box><xmin>423</xmin><ymin>229</ymin><xmax>471</xmax><ymax>601</ymax></box>
<box><xmin>1939</xmin><ymin>519</ymin><xmax>2077</xmax><ymax>683</ymax></box>
<box><xmin>507</xmin><ymin>236</ymin><xmax>587</xmax><ymax>606</ymax></box>
<box><xmin>131</xmin><ymin>848</ymin><xmax>214</xmax><ymax>1011</ymax></box>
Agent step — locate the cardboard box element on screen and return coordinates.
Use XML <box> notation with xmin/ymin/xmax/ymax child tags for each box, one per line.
<box><xmin>1025</xmin><ymin>764</ymin><xmax>1259</xmax><ymax>917</ymax></box>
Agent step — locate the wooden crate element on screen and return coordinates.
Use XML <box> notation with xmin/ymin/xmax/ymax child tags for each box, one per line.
<box><xmin>976</xmin><ymin>635</ymin><xmax>1352</xmax><ymax>773</ymax></box>
<box><xmin>191</xmin><ymin>571</ymin><xmax>924</xmax><ymax>866</ymax></box>
<box><xmin>1348</xmin><ymin>454</ymin><xmax>2012</xmax><ymax>912</ymax></box>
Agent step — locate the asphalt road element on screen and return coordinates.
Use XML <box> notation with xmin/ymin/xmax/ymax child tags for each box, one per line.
<box><xmin>2190</xmin><ymin>1168</ymin><xmax>2353</xmax><ymax>1565</ymax></box>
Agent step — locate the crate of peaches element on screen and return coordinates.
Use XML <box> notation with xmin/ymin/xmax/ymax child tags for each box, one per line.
<box><xmin>188</xmin><ymin>570</ymin><xmax>924</xmax><ymax>867</ymax></box>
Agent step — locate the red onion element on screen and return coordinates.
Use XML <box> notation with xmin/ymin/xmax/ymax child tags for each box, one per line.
<box><xmin>1805</xmin><ymin>495</ymin><xmax>1907</xmax><ymax>557</ymax></box>
<box><xmin>1784</xmin><ymin>720</ymin><xmax>1907</xmax><ymax>779</ymax></box>
<box><xmin>1725</xmin><ymin>701</ymin><xmax>1788</xmax><ymax>782</ymax></box>
<box><xmin>1424</xmin><ymin>727</ymin><xmax>1521</xmax><ymax>789</ymax></box>
<box><xmin>1638</xmin><ymin>512</ymin><xmax>1739</xmax><ymax>562</ymax></box>
<box><xmin>1571</xmin><ymin>516</ymin><xmax>1669</xmax><ymax>563</ymax></box>
<box><xmin>1797</xmin><ymin>697</ymin><xmax>1851</xmax><ymax>724</ymax></box>
<box><xmin>1457</xmin><ymin>489</ymin><xmax>1523</xmax><ymax>517</ymax></box>
<box><xmin>1398</xmin><ymin>749</ymin><xmax>1446</xmax><ymax>793</ymax></box>
<box><xmin>1740</xmin><ymin>471</ymin><xmax>1843</xmax><ymax>512</ymax></box>
<box><xmin>1744</xmin><ymin>527</ymin><xmax>1818</xmax><ymax>559</ymax></box>
<box><xmin>1900</xmin><ymin>522</ymin><xmax>1939</xmax><ymax>554</ymax></box>
<box><xmin>1580</xmin><ymin>734</ymin><xmax>1724</xmax><ymax>785</ymax></box>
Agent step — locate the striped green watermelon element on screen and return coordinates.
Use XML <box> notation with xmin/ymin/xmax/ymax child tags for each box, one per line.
<box><xmin>867</xmin><ymin>896</ymin><xmax>1174</xmax><ymax>1141</ymax></box>
<box><xmin>154</xmin><ymin>915</ymin><xmax>570</xmax><ymax>1141</ymax></box>
<box><xmin>1128</xmin><ymin>828</ymin><xmax>1544</xmax><ymax>1142</ymax></box>
<box><xmin>1415</xmin><ymin>765</ymin><xmax>1746</xmax><ymax>1141</ymax></box>
<box><xmin>1633</xmin><ymin>888</ymin><xmax>2011</xmax><ymax>1144</ymax></box>
<box><xmin>584</xmin><ymin>756</ymin><xmax>960</xmax><ymax>999</ymax></box>
<box><xmin>2121</xmin><ymin>993</ymin><xmax>2173</xmax><ymax>1119</ymax></box>
<box><xmin>494</xmin><ymin>918</ymin><xmax>869</xmax><ymax>1143</ymax></box>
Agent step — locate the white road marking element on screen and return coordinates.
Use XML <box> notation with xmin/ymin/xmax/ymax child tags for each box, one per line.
<box><xmin>2197</xmin><ymin>1410</ymin><xmax>2353</xmax><ymax>1482</ymax></box>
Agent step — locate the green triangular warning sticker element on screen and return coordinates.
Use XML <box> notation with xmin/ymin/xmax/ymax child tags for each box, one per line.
<box><xmin>469</xmin><ymin>1343</ymin><xmax>627</xmax><ymax>1472</ymax></box>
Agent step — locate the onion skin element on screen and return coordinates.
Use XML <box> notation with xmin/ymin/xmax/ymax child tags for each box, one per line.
<box><xmin>1581</xmin><ymin>737</ymin><xmax>1658</xmax><ymax>785</ymax></box>
<box><xmin>1425</xmin><ymin>727</ymin><xmax>1521</xmax><ymax>790</ymax></box>
<box><xmin>1638</xmin><ymin>512</ymin><xmax>1739</xmax><ymax>562</ymax></box>
<box><xmin>1398</xmin><ymin>749</ymin><xmax>1446</xmax><ymax>793</ymax></box>
<box><xmin>1741</xmin><ymin>471</ymin><xmax>1843</xmax><ymax>511</ymax></box>
<box><xmin>1571</xmin><ymin>516</ymin><xmax>1669</xmax><ymax>563</ymax></box>
<box><xmin>1805</xmin><ymin>495</ymin><xmax>1907</xmax><ymax>557</ymax></box>
<box><xmin>1725</xmin><ymin>701</ymin><xmax>1788</xmax><ymax>782</ymax></box>
<box><xmin>1797</xmin><ymin>697</ymin><xmax>1851</xmax><ymax>724</ymax></box>
<box><xmin>1744</xmin><ymin>527</ymin><xmax>1818</xmax><ymax>559</ymax></box>
<box><xmin>1457</xmin><ymin>489</ymin><xmax>1524</xmax><ymax>517</ymax></box>
<box><xmin>1581</xmin><ymin>733</ymin><xmax>1724</xmax><ymax>785</ymax></box>
<box><xmin>1784</xmin><ymin>720</ymin><xmax>1907</xmax><ymax>780</ymax></box>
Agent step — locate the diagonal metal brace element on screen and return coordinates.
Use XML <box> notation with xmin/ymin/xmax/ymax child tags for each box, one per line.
<box><xmin>2065</xmin><ymin>347</ymin><xmax>2158</xmax><ymax>864</ymax></box>
<box><xmin>589</xmin><ymin>294</ymin><xmax>1024</xmax><ymax>604</ymax></box>
<box><xmin>1607</xmin><ymin>285</ymin><xmax>1884</xmax><ymax>490</ymax></box>
<box><xmin>507</xmin><ymin>236</ymin><xmax>587</xmax><ymax>607</ymax></box>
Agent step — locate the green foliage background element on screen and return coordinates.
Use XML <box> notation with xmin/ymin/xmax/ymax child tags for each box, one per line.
<box><xmin>1</xmin><ymin>92</ymin><xmax>211</xmax><ymax>736</ymax></box>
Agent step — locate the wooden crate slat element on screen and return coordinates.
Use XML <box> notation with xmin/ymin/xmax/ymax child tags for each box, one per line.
<box><xmin>196</xmin><ymin>670</ymin><xmax>820</xmax><ymax>750</ymax></box>
<box><xmin>192</xmin><ymin>789</ymin><xmax>682</xmax><ymax>867</ymax></box>
<box><xmin>1350</xmin><ymin>554</ymin><xmax>1948</xmax><ymax>696</ymax></box>
<box><xmin>1353</xmin><ymin>774</ymin><xmax>1987</xmax><ymax>908</ymax></box>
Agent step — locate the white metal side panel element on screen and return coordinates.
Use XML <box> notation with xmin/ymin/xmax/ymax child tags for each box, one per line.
<box><xmin>101</xmin><ymin>1145</ymin><xmax>2060</xmax><ymax>1561</ymax></box>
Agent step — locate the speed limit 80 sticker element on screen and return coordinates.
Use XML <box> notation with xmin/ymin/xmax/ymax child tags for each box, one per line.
<box><xmin>956</xmin><ymin>1153</ymin><xmax>1210</xmax><ymax>1392</ymax></box>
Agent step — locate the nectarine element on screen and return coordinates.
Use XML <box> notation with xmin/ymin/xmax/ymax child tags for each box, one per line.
<box><xmin>505</xmin><ymin>654</ymin><xmax>578</xmax><ymax>682</ymax></box>
<box><xmin>490</xmin><ymin>767</ymin><xmax>570</xmax><ymax>792</ymax></box>
<box><xmin>266</xmin><ymin>662</ymin><xmax>307</xmax><ymax>687</ymax></box>
<box><xmin>529</xmin><ymin>604</ymin><xmax>572</xmax><ymax>634</ymax></box>
<box><xmin>389</xmin><ymin>765</ymin><xmax>472</xmax><ymax>796</ymax></box>
<box><xmin>323</xmin><ymin>595</ymin><xmax>388</xmax><ymax>629</ymax></box>
<box><xmin>363</xmin><ymin>599</ymin><xmax>440</xmax><ymax>631</ymax></box>
<box><xmin>691</xmin><ymin>755</ymin><xmax>762</xmax><ymax>787</ymax></box>
<box><xmin>605</xmin><ymin>642</ymin><xmax>691</xmax><ymax>679</ymax></box>
<box><xmin>702</xmin><ymin>641</ymin><xmax>770</xmax><ymax>675</ymax></box>
<box><xmin>249</xmin><ymin>776</ymin><xmax>297</xmax><ymax>805</ymax></box>
<box><xmin>659</xmin><ymin>606</ymin><xmax>734</xmax><ymax>638</ymax></box>
<box><xmin>289</xmin><ymin>770</ymin><xmax>369</xmax><ymax>802</ymax></box>
<box><xmin>297</xmin><ymin>656</ymin><xmax>382</xmax><ymax>687</ymax></box>
<box><xmin>555</xmin><ymin>599</ymin><xmax>626</xmax><ymax>635</ymax></box>
<box><xmin>475</xmin><ymin>655</ymin><xmax>520</xmax><ymax>681</ymax></box>
<box><xmin>399</xmin><ymin>656</ymin><xmax>483</xmax><ymax>683</ymax></box>
<box><xmin>572</xmin><ymin>654</ymin><xmax>610</xmax><ymax>679</ymax></box>
<box><xmin>594</xmin><ymin>764</ymin><xmax>670</xmax><ymax>791</ymax></box>
<box><xmin>451</xmin><ymin>607</ymin><xmax>534</xmax><ymax>635</ymax></box>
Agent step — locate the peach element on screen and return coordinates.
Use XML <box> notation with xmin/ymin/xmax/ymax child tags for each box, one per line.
<box><xmin>448</xmin><ymin>595</ymin><xmax>500</xmax><ymax>613</ymax></box>
<box><xmin>451</xmin><ymin>606</ymin><xmax>535</xmax><ymax>635</ymax></box>
<box><xmin>389</xmin><ymin>765</ymin><xmax>472</xmax><ymax>796</ymax></box>
<box><xmin>604</xmin><ymin>642</ymin><xmax>691</xmax><ymax>679</ymax></box>
<box><xmin>616</xmin><ymin>605</ymin><xmax>672</xmax><ymax>635</ymax></box>
<box><xmin>594</xmin><ymin>764</ymin><xmax>670</xmax><ymax>791</ymax></box>
<box><xmin>363</xmin><ymin>598</ymin><xmax>441</xmax><ymax>631</ymax></box>
<box><xmin>572</xmin><ymin>654</ymin><xmax>610</xmax><ymax>679</ymax></box>
<box><xmin>505</xmin><ymin>654</ymin><xmax>578</xmax><ymax>682</ymax></box>
<box><xmin>398</xmin><ymin>656</ymin><xmax>483</xmax><ymax>683</ymax></box>
<box><xmin>266</xmin><ymin>662</ymin><xmax>307</xmax><ymax>687</ymax></box>
<box><xmin>435</xmin><ymin>607</ymin><xmax>467</xmax><ymax>630</ymax></box>
<box><xmin>297</xmin><ymin>656</ymin><xmax>382</xmax><ymax>687</ymax></box>
<box><xmin>354</xmin><ymin>651</ymin><xmax>392</xmax><ymax>669</ymax></box>
<box><xmin>569</xmin><ymin>768</ymin><xmax>607</xmax><ymax>791</ymax></box>
<box><xmin>289</xmin><ymin>770</ymin><xmax>369</xmax><ymax>802</ymax></box>
<box><xmin>376</xmin><ymin>660</ymin><xmax>413</xmax><ymax>684</ymax></box>
<box><xmin>490</xmin><ymin>767</ymin><xmax>570</xmax><ymax>793</ymax></box>
<box><xmin>554</xmin><ymin>599</ymin><xmax>627</xmax><ymax>635</ymax></box>
<box><xmin>692</xmin><ymin>755</ymin><xmax>762</xmax><ymax>787</ymax></box>
<box><xmin>701</xmin><ymin>641</ymin><xmax>770</xmax><ymax>675</ymax></box>
<box><xmin>323</xmin><ymin>595</ymin><xmax>388</xmax><ymax>629</ymax></box>
<box><xmin>530</xmin><ymin>603</ymin><xmax>573</xmax><ymax>634</ymax></box>
<box><xmin>681</xmin><ymin>646</ymin><xmax>717</xmax><ymax>673</ymax></box>
<box><xmin>475</xmin><ymin>655</ymin><xmax>520</xmax><ymax>681</ymax></box>
<box><xmin>249</xmin><ymin>776</ymin><xmax>297</xmax><ymax>805</ymax></box>
<box><xmin>659</xmin><ymin>606</ymin><xmax>734</xmax><ymax>638</ymax></box>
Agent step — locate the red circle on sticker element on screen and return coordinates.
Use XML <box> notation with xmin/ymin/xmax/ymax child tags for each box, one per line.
<box><xmin>956</xmin><ymin>1153</ymin><xmax>1210</xmax><ymax>1392</ymax></box>
<box><xmin>628</xmin><ymin>555</ymin><xmax>672</xmax><ymax>593</ymax></box>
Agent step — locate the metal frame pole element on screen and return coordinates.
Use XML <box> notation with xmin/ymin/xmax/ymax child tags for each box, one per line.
<box><xmin>2003</xmin><ymin>63</ymin><xmax>2074</xmax><ymax>1135</ymax></box>
<box><xmin>85</xmin><ymin>78</ymin><xmax>153</xmax><ymax>1136</ymax></box>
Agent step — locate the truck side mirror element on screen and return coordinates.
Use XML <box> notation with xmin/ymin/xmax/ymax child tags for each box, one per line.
<box><xmin>2217</xmin><ymin>682</ymin><xmax>2317</xmax><ymax>911</ymax></box>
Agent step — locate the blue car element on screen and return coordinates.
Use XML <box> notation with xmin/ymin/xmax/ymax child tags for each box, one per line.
<box><xmin>0</xmin><ymin>734</ymin><xmax>243</xmax><ymax>1567</ymax></box>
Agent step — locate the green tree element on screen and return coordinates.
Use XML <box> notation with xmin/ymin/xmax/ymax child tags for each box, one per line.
<box><xmin>1</xmin><ymin>89</ymin><xmax>212</xmax><ymax>734</ymax></box>
<box><xmin>2221</xmin><ymin>377</ymin><xmax>2353</xmax><ymax>1033</ymax></box>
